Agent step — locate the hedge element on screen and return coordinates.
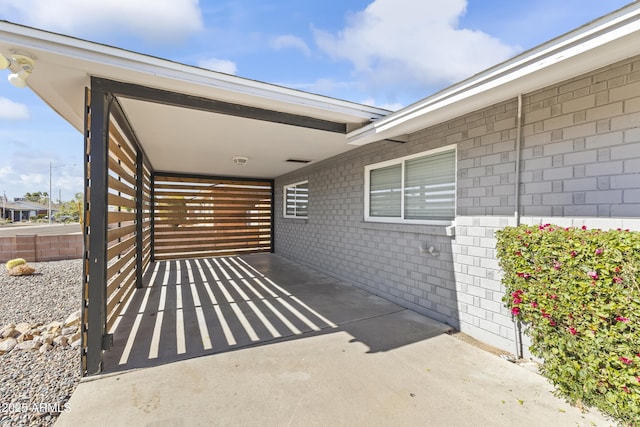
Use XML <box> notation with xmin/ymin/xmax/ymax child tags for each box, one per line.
<box><xmin>496</xmin><ymin>224</ymin><xmax>640</xmax><ymax>425</ymax></box>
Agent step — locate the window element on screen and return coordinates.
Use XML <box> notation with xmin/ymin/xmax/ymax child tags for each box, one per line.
<box><xmin>364</xmin><ymin>146</ymin><xmax>456</xmax><ymax>224</ymax></box>
<box><xmin>283</xmin><ymin>180</ymin><xmax>308</xmax><ymax>219</ymax></box>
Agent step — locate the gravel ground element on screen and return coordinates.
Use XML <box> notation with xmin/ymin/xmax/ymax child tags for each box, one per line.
<box><xmin>0</xmin><ymin>259</ymin><xmax>82</xmax><ymax>427</ymax></box>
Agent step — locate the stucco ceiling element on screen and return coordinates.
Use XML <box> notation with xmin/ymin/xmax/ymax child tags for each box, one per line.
<box><xmin>118</xmin><ymin>97</ymin><xmax>357</xmax><ymax>178</ymax></box>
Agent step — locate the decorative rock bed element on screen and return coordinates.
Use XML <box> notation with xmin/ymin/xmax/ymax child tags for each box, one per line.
<box><xmin>0</xmin><ymin>259</ymin><xmax>82</xmax><ymax>426</ymax></box>
<box><xmin>0</xmin><ymin>310</ymin><xmax>81</xmax><ymax>355</ymax></box>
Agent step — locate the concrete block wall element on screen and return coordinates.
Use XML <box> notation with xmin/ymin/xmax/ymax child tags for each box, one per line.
<box><xmin>274</xmin><ymin>54</ymin><xmax>640</xmax><ymax>354</ymax></box>
<box><xmin>520</xmin><ymin>57</ymin><xmax>640</xmax><ymax>217</ymax></box>
<box><xmin>0</xmin><ymin>234</ymin><xmax>83</xmax><ymax>262</ymax></box>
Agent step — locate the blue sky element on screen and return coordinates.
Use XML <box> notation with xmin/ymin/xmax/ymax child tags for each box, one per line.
<box><xmin>0</xmin><ymin>0</ymin><xmax>633</xmax><ymax>201</ymax></box>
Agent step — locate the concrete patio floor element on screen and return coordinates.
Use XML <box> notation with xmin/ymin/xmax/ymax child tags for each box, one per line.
<box><xmin>57</xmin><ymin>254</ymin><xmax>612</xmax><ymax>426</ymax></box>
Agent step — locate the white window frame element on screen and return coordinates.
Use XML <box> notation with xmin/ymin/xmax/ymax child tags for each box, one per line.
<box><xmin>283</xmin><ymin>180</ymin><xmax>309</xmax><ymax>219</ymax></box>
<box><xmin>364</xmin><ymin>145</ymin><xmax>456</xmax><ymax>225</ymax></box>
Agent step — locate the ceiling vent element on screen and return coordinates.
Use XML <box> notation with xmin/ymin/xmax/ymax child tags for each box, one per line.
<box><xmin>286</xmin><ymin>158</ymin><xmax>312</xmax><ymax>164</ymax></box>
<box><xmin>232</xmin><ymin>156</ymin><xmax>248</xmax><ymax>166</ymax></box>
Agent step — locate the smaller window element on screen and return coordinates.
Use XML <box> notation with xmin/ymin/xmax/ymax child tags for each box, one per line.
<box><xmin>283</xmin><ymin>180</ymin><xmax>308</xmax><ymax>219</ymax></box>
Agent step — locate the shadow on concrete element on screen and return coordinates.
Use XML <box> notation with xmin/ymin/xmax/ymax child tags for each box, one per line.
<box><xmin>102</xmin><ymin>253</ymin><xmax>451</xmax><ymax>373</ymax></box>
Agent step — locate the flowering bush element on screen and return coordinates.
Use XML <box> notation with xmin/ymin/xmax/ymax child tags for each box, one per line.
<box><xmin>496</xmin><ymin>224</ymin><xmax>640</xmax><ymax>425</ymax></box>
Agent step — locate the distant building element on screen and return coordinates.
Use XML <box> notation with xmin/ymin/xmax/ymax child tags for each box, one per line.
<box><xmin>2</xmin><ymin>199</ymin><xmax>58</xmax><ymax>222</ymax></box>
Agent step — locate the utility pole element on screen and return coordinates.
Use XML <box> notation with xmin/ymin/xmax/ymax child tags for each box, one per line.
<box><xmin>49</xmin><ymin>161</ymin><xmax>52</xmax><ymax>225</ymax></box>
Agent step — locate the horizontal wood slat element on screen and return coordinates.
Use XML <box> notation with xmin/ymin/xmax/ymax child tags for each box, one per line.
<box><xmin>108</xmin><ymin>211</ymin><xmax>136</xmax><ymax>224</ymax></box>
<box><xmin>108</xmin><ymin>193</ymin><xmax>136</xmax><ymax>210</ymax></box>
<box><xmin>107</xmin><ymin>224</ymin><xmax>136</xmax><ymax>242</ymax></box>
<box><xmin>154</xmin><ymin>230</ymin><xmax>268</xmax><ymax>240</ymax></box>
<box><xmin>106</xmin><ymin>283</ymin><xmax>135</xmax><ymax>333</ymax></box>
<box><xmin>107</xmin><ymin>253</ymin><xmax>136</xmax><ymax>296</ymax></box>
<box><xmin>109</xmin><ymin>122</ymin><xmax>137</xmax><ymax>161</ymax></box>
<box><xmin>107</xmin><ymin>235</ymin><xmax>136</xmax><ymax>260</ymax></box>
<box><xmin>153</xmin><ymin>247</ymin><xmax>271</xmax><ymax>261</ymax></box>
<box><xmin>153</xmin><ymin>175</ymin><xmax>272</xmax><ymax>258</ymax></box>
<box><xmin>108</xmin><ymin>140</ymin><xmax>136</xmax><ymax>173</ymax></box>
<box><xmin>154</xmin><ymin>175</ymin><xmax>269</xmax><ymax>186</ymax></box>
<box><xmin>108</xmin><ymin>157</ymin><xmax>136</xmax><ymax>186</ymax></box>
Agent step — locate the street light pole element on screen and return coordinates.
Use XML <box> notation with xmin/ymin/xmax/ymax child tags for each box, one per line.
<box><xmin>49</xmin><ymin>161</ymin><xmax>52</xmax><ymax>225</ymax></box>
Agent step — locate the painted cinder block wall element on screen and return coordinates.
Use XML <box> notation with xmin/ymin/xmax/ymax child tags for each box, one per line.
<box><xmin>274</xmin><ymin>54</ymin><xmax>640</xmax><ymax>353</ymax></box>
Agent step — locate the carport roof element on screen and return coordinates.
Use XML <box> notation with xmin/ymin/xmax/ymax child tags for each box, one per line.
<box><xmin>0</xmin><ymin>21</ymin><xmax>390</xmax><ymax>179</ymax></box>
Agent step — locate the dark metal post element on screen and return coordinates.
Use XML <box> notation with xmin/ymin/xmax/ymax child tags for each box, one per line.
<box><xmin>85</xmin><ymin>82</ymin><xmax>110</xmax><ymax>375</ymax></box>
<box><xmin>270</xmin><ymin>180</ymin><xmax>275</xmax><ymax>253</ymax></box>
<box><xmin>135</xmin><ymin>148</ymin><xmax>143</xmax><ymax>288</ymax></box>
<box><xmin>150</xmin><ymin>172</ymin><xmax>155</xmax><ymax>262</ymax></box>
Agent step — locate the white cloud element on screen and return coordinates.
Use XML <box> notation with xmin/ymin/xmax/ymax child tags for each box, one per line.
<box><xmin>271</xmin><ymin>35</ymin><xmax>311</xmax><ymax>57</ymax></box>
<box><xmin>0</xmin><ymin>165</ymin><xmax>14</xmax><ymax>179</ymax></box>
<box><xmin>17</xmin><ymin>173</ymin><xmax>46</xmax><ymax>187</ymax></box>
<box><xmin>0</xmin><ymin>0</ymin><xmax>203</xmax><ymax>43</ymax></box>
<box><xmin>198</xmin><ymin>58</ymin><xmax>238</xmax><ymax>75</ymax></box>
<box><xmin>314</xmin><ymin>0</ymin><xmax>518</xmax><ymax>97</ymax></box>
<box><xmin>0</xmin><ymin>97</ymin><xmax>29</xmax><ymax>120</ymax></box>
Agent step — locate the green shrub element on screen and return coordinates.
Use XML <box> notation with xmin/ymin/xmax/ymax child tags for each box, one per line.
<box><xmin>496</xmin><ymin>224</ymin><xmax>640</xmax><ymax>425</ymax></box>
<box><xmin>5</xmin><ymin>258</ymin><xmax>27</xmax><ymax>270</ymax></box>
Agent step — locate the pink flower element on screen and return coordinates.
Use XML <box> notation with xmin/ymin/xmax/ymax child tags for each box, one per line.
<box><xmin>620</xmin><ymin>357</ymin><xmax>633</xmax><ymax>365</ymax></box>
<box><xmin>588</xmin><ymin>271</ymin><xmax>598</xmax><ymax>280</ymax></box>
<box><xmin>616</xmin><ymin>317</ymin><xmax>630</xmax><ymax>323</ymax></box>
<box><xmin>553</xmin><ymin>261</ymin><xmax>561</xmax><ymax>270</ymax></box>
<box><xmin>623</xmin><ymin>386</ymin><xmax>631</xmax><ymax>394</ymax></box>
<box><xmin>515</xmin><ymin>251</ymin><xmax>522</xmax><ymax>256</ymax></box>
<box><xmin>513</xmin><ymin>297</ymin><xmax>522</xmax><ymax>305</ymax></box>
<box><xmin>549</xmin><ymin>319</ymin><xmax>556</xmax><ymax>326</ymax></box>
<box><xmin>511</xmin><ymin>307</ymin><xmax>521</xmax><ymax>316</ymax></box>
<box><xmin>530</xmin><ymin>302</ymin><xmax>538</xmax><ymax>308</ymax></box>
<box><xmin>614</xmin><ymin>267</ymin><xmax>621</xmax><ymax>273</ymax></box>
<box><xmin>636</xmin><ymin>377</ymin><xmax>640</xmax><ymax>383</ymax></box>
<box><xmin>613</xmin><ymin>277</ymin><xmax>623</xmax><ymax>284</ymax></box>
<box><xmin>570</xmin><ymin>251</ymin><xmax>577</xmax><ymax>258</ymax></box>
<box><xmin>549</xmin><ymin>294</ymin><xmax>557</xmax><ymax>300</ymax></box>
<box><xmin>595</xmin><ymin>248</ymin><xmax>603</xmax><ymax>255</ymax></box>
<box><xmin>581</xmin><ymin>225</ymin><xmax>587</xmax><ymax>230</ymax></box>
<box><xmin>568</xmin><ymin>327</ymin><xmax>577</xmax><ymax>335</ymax></box>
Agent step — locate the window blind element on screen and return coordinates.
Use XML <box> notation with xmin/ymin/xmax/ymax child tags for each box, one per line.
<box><xmin>369</xmin><ymin>164</ymin><xmax>401</xmax><ymax>217</ymax></box>
<box><xmin>285</xmin><ymin>182</ymin><xmax>308</xmax><ymax>218</ymax></box>
<box><xmin>404</xmin><ymin>150</ymin><xmax>455</xmax><ymax>220</ymax></box>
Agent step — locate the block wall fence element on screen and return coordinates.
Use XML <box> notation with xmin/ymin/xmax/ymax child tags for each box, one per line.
<box><xmin>0</xmin><ymin>234</ymin><xmax>83</xmax><ymax>263</ymax></box>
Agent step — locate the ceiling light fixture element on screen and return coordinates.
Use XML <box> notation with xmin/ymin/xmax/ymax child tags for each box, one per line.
<box><xmin>232</xmin><ymin>156</ymin><xmax>248</xmax><ymax>166</ymax></box>
<box><xmin>0</xmin><ymin>53</ymin><xmax>35</xmax><ymax>88</ymax></box>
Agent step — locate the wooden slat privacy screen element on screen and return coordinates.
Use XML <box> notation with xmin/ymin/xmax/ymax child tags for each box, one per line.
<box><xmin>82</xmin><ymin>96</ymin><xmax>152</xmax><ymax>375</ymax></box>
<box><xmin>153</xmin><ymin>174</ymin><xmax>272</xmax><ymax>260</ymax></box>
<box><xmin>105</xmin><ymin>118</ymin><xmax>150</xmax><ymax>333</ymax></box>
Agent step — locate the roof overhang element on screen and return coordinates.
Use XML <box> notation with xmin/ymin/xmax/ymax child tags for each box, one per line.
<box><xmin>347</xmin><ymin>2</ymin><xmax>640</xmax><ymax>146</ymax></box>
<box><xmin>0</xmin><ymin>21</ymin><xmax>390</xmax><ymax>178</ymax></box>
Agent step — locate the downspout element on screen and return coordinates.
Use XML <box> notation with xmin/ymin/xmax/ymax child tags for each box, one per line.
<box><xmin>514</xmin><ymin>94</ymin><xmax>523</xmax><ymax>227</ymax></box>
<box><xmin>513</xmin><ymin>93</ymin><xmax>524</xmax><ymax>359</ymax></box>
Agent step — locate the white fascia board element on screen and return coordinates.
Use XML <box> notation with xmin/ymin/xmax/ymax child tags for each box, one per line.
<box><xmin>347</xmin><ymin>2</ymin><xmax>640</xmax><ymax>146</ymax></box>
<box><xmin>0</xmin><ymin>21</ymin><xmax>390</xmax><ymax>121</ymax></box>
